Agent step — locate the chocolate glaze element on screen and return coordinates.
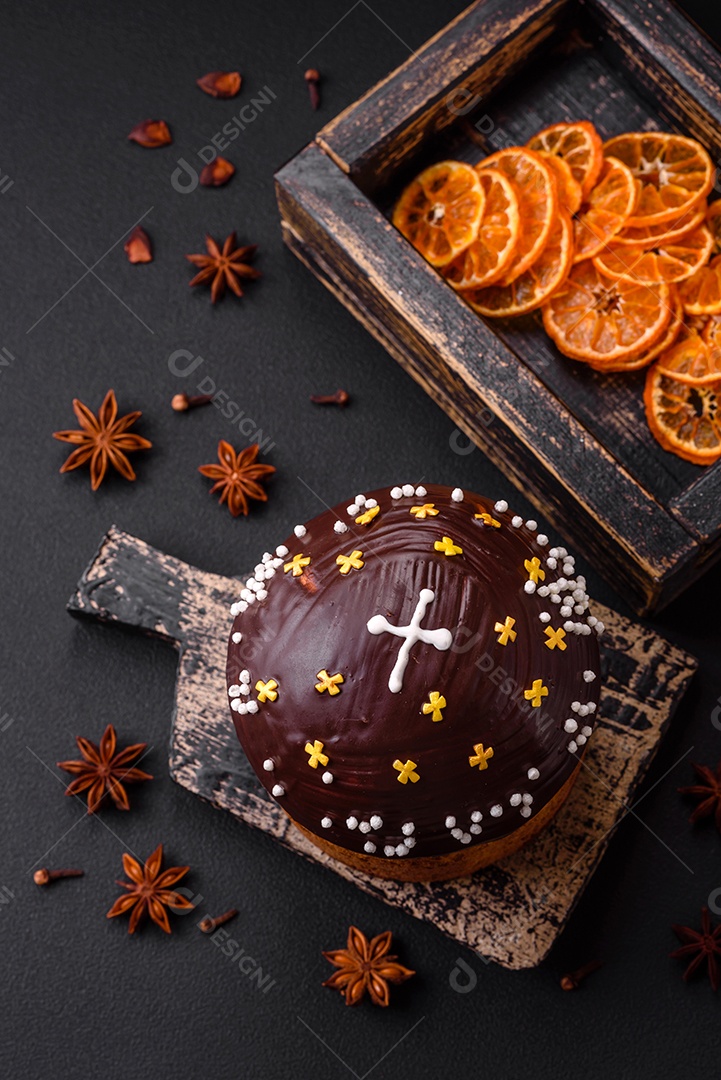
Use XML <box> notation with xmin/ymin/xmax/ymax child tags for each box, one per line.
<box><xmin>226</xmin><ymin>485</ymin><xmax>600</xmax><ymax>861</ymax></box>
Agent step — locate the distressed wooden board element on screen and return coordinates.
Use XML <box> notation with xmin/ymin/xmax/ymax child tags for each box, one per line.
<box><xmin>68</xmin><ymin>527</ymin><xmax>697</xmax><ymax>970</ymax></box>
<box><xmin>275</xmin><ymin>0</ymin><xmax>721</xmax><ymax>613</ymax></box>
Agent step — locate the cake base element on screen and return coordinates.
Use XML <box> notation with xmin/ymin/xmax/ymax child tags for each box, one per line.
<box><xmin>292</xmin><ymin>766</ymin><xmax>581</xmax><ymax>881</ymax></box>
<box><xmin>68</xmin><ymin>527</ymin><xmax>698</xmax><ymax>968</ymax></box>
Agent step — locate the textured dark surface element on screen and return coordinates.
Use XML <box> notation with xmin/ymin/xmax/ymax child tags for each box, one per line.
<box><xmin>1</xmin><ymin>0</ymin><xmax>721</xmax><ymax>1077</ymax></box>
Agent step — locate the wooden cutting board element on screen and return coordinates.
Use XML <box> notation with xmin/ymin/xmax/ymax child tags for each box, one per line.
<box><xmin>68</xmin><ymin>526</ymin><xmax>697</xmax><ymax>969</ymax></box>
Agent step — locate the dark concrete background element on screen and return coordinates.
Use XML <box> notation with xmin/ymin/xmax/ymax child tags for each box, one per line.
<box><xmin>1</xmin><ymin>1</ymin><xmax>720</xmax><ymax>1076</ymax></box>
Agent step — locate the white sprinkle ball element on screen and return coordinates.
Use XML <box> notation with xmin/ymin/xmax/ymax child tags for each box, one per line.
<box><xmin>520</xmin><ymin>806</ymin><xmax>532</xmax><ymax>818</ymax></box>
<box><xmin>262</xmin><ymin>759</ymin><xmax>274</xmax><ymax>772</ymax></box>
<box><xmin>512</xmin><ymin>516</ymin><xmax>523</xmax><ymax>527</ymax></box>
<box><xmin>564</xmin><ymin>621</ymin><xmax>575</xmax><ymax>633</ymax></box>
<box><xmin>557</xmin><ymin>547</ymin><xmax>568</xmax><ymax>558</ymax></box>
<box><xmin>564</xmin><ymin>718</ymin><xmax>578</xmax><ymax>733</ymax></box>
<box><xmin>370</xmin><ymin>815</ymin><xmax>383</xmax><ymax>830</ymax></box>
<box><xmin>574</xmin><ymin>604</ymin><xmax>585</xmax><ymax>615</ymax></box>
<box><xmin>581</xmin><ymin>726</ymin><xmax>593</xmax><ymax>738</ymax></box>
<box><xmin>272</xmin><ymin>784</ymin><xmax>285</xmax><ymax>797</ymax></box>
<box><xmin>576</xmin><ymin>734</ymin><xmax>587</xmax><ymax>746</ymax></box>
<box><xmin>526</xmin><ymin>519</ymin><xmax>538</xmax><ymax>531</ymax></box>
<box><xmin>231</xmin><ymin>632</ymin><xmax>242</xmax><ymax>644</ymax></box>
<box><xmin>359</xmin><ymin>821</ymin><xmax>371</xmax><ymax>834</ymax></box>
<box><xmin>571</xmin><ymin>701</ymin><xmax>581</xmax><ymax>713</ymax></box>
<box><xmin>494</xmin><ymin>499</ymin><xmax>509</xmax><ymax>513</ymax></box>
<box><xmin>402</xmin><ymin>822</ymin><xmax>415</xmax><ymax>836</ymax></box>
<box><xmin>587</xmin><ymin>702</ymin><xmax>597</xmax><ymax>713</ymax></box>
<box><xmin>390</xmin><ymin>486</ymin><xmax>403</xmax><ymax>499</ymax></box>
<box><xmin>524</xmin><ymin>580</ymin><xmax>536</xmax><ymax>594</ymax></box>
<box><xmin>471</xmin><ymin>810</ymin><xmax>483</xmax><ymax>822</ymax></box>
<box><xmin>364</xmin><ymin>841</ymin><xmax>376</xmax><ymax>854</ymax></box>
<box><xmin>470</xmin><ymin>823</ymin><xmax>482</xmax><ymax>835</ymax></box>
<box><xmin>262</xmin><ymin>552</ymin><xmax>272</xmax><ymax>563</ymax></box>
<box><xmin>490</xmin><ymin>804</ymin><xmax>503</xmax><ymax>817</ymax></box>
<box><xmin>578</xmin><ymin>704</ymin><xmax>590</xmax><ymax>717</ymax></box>
<box><xmin>228</xmin><ymin>685</ymin><xmax>241</xmax><ymax>698</ymax></box>
<box><xmin>539</xmin><ymin>612</ymin><xmax>551</xmax><ymax>624</ymax></box>
<box><xmin>445</xmin><ymin>815</ymin><xmax>456</xmax><ymax>829</ymax></box>
<box><xmin>560</xmin><ymin>605</ymin><xmax>573</xmax><ymax>618</ymax></box>
<box><xmin>402</xmin><ymin>484</ymin><xmax>415</xmax><ymax>497</ymax></box>
<box><xmin>451</xmin><ymin>828</ymin><xmax>462</xmax><ymax>840</ymax></box>
<box><xmin>396</xmin><ymin>844</ymin><xmax>409</xmax><ymax>856</ymax></box>
<box><xmin>405</xmin><ymin>836</ymin><xmax>416</xmax><ymax>849</ymax></box>
<box><xmin>355</xmin><ymin>494</ymin><xmax>366</xmax><ymax>506</ymax></box>
<box><xmin>333</xmin><ymin>521</ymin><xmax>348</xmax><ymax>534</ymax></box>
<box><xmin>415</xmin><ymin>485</ymin><xmax>427</xmax><ymax>497</ymax></box>
<box><xmin>321</xmin><ymin>771</ymin><xmax>333</xmax><ymax>785</ymax></box>
<box><xmin>276</xmin><ymin>545</ymin><xmax>288</xmax><ymax>558</ymax></box>
<box><xmin>240</xmin><ymin>684</ymin><xmax>250</xmax><ymax>696</ymax></box>
<box><xmin>230</xmin><ymin>699</ymin><xmax>243</xmax><ymax>713</ymax></box>
<box><xmin>546</xmin><ymin>557</ymin><xmax>557</xmax><ymax>570</ymax></box>
<box><xmin>567</xmin><ymin>741</ymin><xmax>577</xmax><ymax>754</ymax></box>
<box><xmin>347</xmin><ymin>504</ymin><xmax>359</xmax><ymax>516</ymax></box>
<box><xmin>537</xmin><ymin>534</ymin><xmax>548</xmax><ymax>546</ymax></box>
<box><xmin>246</xmin><ymin>700</ymin><xmax>258</xmax><ymax>715</ymax></box>
<box><xmin>528</xmin><ymin>767</ymin><xmax>540</xmax><ymax>781</ymax></box>
<box><xmin>595</xmin><ymin>621</ymin><xmax>605</xmax><ymax>634</ymax></box>
<box><xmin>294</xmin><ymin>525</ymin><xmax>307</xmax><ymax>539</ymax></box>
<box><xmin>451</xmin><ymin>487</ymin><xmax>464</xmax><ymax>502</ymax></box>
<box><xmin>230</xmin><ymin>603</ymin><xmax>241</xmax><ymax>617</ymax></box>
<box><xmin>256</xmin><ymin>589</ymin><xmax>268</xmax><ymax>601</ymax></box>
<box><xmin>321</xmin><ymin>817</ymin><xmax>332</xmax><ymax>829</ymax></box>
<box><xmin>549</xmin><ymin>547</ymin><xmax>559</xmax><ymax>558</ymax></box>
<box><xmin>346</xmin><ymin>817</ymin><xmax>358</xmax><ymax>830</ymax></box>
<box><xmin>587</xmin><ymin>615</ymin><xmax>597</xmax><ymax>627</ymax></box>
<box><xmin>384</xmin><ymin>846</ymin><xmax>395</xmax><ymax>857</ymax></box>
<box><xmin>461</xmin><ymin>833</ymin><xmax>472</xmax><ymax>845</ymax></box>
<box><xmin>239</xmin><ymin>669</ymin><xmax>250</xmax><ymax>683</ymax></box>
<box><xmin>551</xmin><ymin>594</ymin><xmax>562</xmax><ymax>604</ymax></box>
<box><xmin>537</xmin><ymin>585</ymin><xmax>549</xmax><ymax>597</ymax></box>
<box><xmin>365</xmin><ymin>498</ymin><xmax>378</xmax><ymax>509</ymax></box>
<box><xmin>522</xmin><ymin>793</ymin><xmax>533</xmax><ymax>805</ymax></box>
<box><xmin>510</xmin><ymin>793</ymin><xmax>522</xmax><ymax>807</ymax></box>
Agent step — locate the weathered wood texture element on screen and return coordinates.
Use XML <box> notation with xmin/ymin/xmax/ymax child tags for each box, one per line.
<box><xmin>275</xmin><ymin>0</ymin><xmax>721</xmax><ymax>614</ymax></box>
<box><xmin>68</xmin><ymin>528</ymin><xmax>697</xmax><ymax>970</ymax></box>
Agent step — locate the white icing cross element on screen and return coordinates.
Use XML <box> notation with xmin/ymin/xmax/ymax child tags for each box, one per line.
<box><xmin>367</xmin><ymin>588</ymin><xmax>452</xmax><ymax>693</ymax></box>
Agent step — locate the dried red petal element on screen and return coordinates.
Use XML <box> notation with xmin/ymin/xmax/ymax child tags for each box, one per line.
<box><xmin>197</xmin><ymin>71</ymin><xmax>242</xmax><ymax>98</ymax></box>
<box><xmin>124</xmin><ymin>226</ymin><xmax>153</xmax><ymax>264</ymax></box>
<box><xmin>199</xmin><ymin>157</ymin><xmax>236</xmax><ymax>187</ymax></box>
<box><xmin>127</xmin><ymin>120</ymin><xmax>172</xmax><ymax>148</ymax></box>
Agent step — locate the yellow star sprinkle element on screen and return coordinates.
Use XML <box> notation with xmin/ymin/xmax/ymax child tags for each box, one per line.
<box><xmin>524</xmin><ymin>679</ymin><xmax>548</xmax><ymax>708</ymax></box>
<box><xmin>469</xmin><ymin>743</ymin><xmax>494</xmax><ymax>770</ymax></box>
<box><xmin>393</xmin><ymin>758</ymin><xmax>420</xmax><ymax>784</ymax></box>
<box><xmin>336</xmin><ymin>550</ymin><xmax>364</xmax><ymax>575</ymax></box>
<box><xmin>410</xmin><ymin>503</ymin><xmax>439</xmax><ymax>519</ymax></box>
<box><xmin>355</xmin><ymin>505</ymin><xmax>380</xmax><ymax>526</ymax></box>
<box><xmin>422</xmin><ymin>691</ymin><xmax>446</xmax><ymax>722</ymax></box>
<box><xmin>305</xmin><ymin>739</ymin><xmax>329</xmax><ymax>768</ymax></box>
<box><xmin>315</xmin><ymin>669</ymin><xmax>344</xmax><ymax>695</ymax></box>
<box><xmin>255</xmin><ymin>678</ymin><xmax>279</xmax><ymax>703</ymax></box>
<box><xmin>475</xmin><ymin>512</ymin><xmax>501</xmax><ymax>528</ymax></box>
<box><xmin>284</xmin><ymin>553</ymin><xmax>311</xmax><ymax>577</ymax></box>
<box><xmin>494</xmin><ymin>616</ymin><xmax>517</xmax><ymax>645</ymax></box>
<box><xmin>544</xmin><ymin>626</ymin><xmax>567</xmax><ymax>651</ymax></box>
<box><xmin>524</xmin><ymin>557</ymin><xmax>546</xmax><ymax>584</ymax></box>
<box><xmin>434</xmin><ymin>536</ymin><xmax>463</xmax><ymax>557</ymax></box>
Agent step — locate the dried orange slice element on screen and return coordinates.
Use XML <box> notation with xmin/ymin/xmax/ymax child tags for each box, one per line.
<box><xmin>392</xmin><ymin>161</ymin><xmax>485</xmax><ymax>267</ymax></box>
<box><xmin>538</xmin><ymin>151</ymin><xmax>582</xmax><ymax>214</ymax></box>
<box><xmin>542</xmin><ymin>259</ymin><xmax>671</xmax><ymax>364</ymax></box>
<box><xmin>603</xmin><ymin>132</ymin><xmax>714</xmax><ymax>227</ymax></box>
<box><xmin>464</xmin><ymin>212</ymin><xmax>573</xmax><ymax>317</ymax></box>
<box><xmin>573</xmin><ymin>156</ymin><xmax>638</xmax><ymax>262</ymax></box>
<box><xmin>477</xmin><ymin>148</ymin><xmax>557</xmax><ymax>283</ymax></box>
<box><xmin>706</xmin><ymin>199</ymin><xmax>721</xmax><ymax>255</ymax></box>
<box><xmin>656</xmin><ymin>332</ymin><xmax>721</xmax><ymax>385</ymax></box>
<box><xmin>593</xmin><ymin>224</ymin><xmax>713</xmax><ymax>285</ymax></box>
<box><xmin>644</xmin><ymin>363</ymin><xmax>721</xmax><ymax>464</ymax></box>
<box><xmin>587</xmin><ymin>287</ymin><xmax>683</xmax><ymax>372</ymax></box>
<box><xmin>703</xmin><ymin>314</ymin><xmax>721</xmax><ymax>350</ymax></box>
<box><xmin>611</xmin><ymin>204</ymin><xmax>706</xmax><ymax>247</ymax></box>
<box><xmin>442</xmin><ymin>168</ymin><xmax>520</xmax><ymax>290</ymax></box>
<box><xmin>678</xmin><ymin>254</ymin><xmax>721</xmax><ymax>314</ymax></box>
<box><xmin>527</xmin><ymin>121</ymin><xmax>603</xmax><ymax>199</ymax></box>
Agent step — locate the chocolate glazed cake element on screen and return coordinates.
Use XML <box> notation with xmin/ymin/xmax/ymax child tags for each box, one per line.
<box><xmin>226</xmin><ymin>484</ymin><xmax>602</xmax><ymax>882</ymax></box>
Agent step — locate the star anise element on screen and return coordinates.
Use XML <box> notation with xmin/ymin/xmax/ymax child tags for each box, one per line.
<box><xmin>106</xmin><ymin>844</ymin><xmax>194</xmax><ymax>934</ymax></box>
<box><xmin>198</xmin><ymin>440</ymin><xmax>275</xmax><ymax>516</ymax></box>
<box><xmin>678</xmin><ymin>758</ymin><xmax>721</xmax><ymax>833</ymax></box>
<box><xmin>53</xmin><ymin>389</ymin><xmax>152</xmax><ymax>491</ymax></box>
<box><xmin>670</xmin><ymin>907</ymin><xmax>721</xmax><ymax>990</ymax></box>
<box><xmin>322</xmin><ymin>926</ymin><xmax>415</xmax><ymax>1006</ymax></box>
<box><xmin>57</xmin><ymin>723</ymin><xmax>153</xmax><ymax>813</ymax></box>
<box><xmin>186</xmin><ymin>232</ymin><xmax>260</xmax><ymax>303</ymax></box>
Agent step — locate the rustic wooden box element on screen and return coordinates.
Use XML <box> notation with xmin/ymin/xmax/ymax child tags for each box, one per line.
<box><xmin>275</xmin><ymin>0</ymin><xmax>721</xmax><ymax>615</ymax></box>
